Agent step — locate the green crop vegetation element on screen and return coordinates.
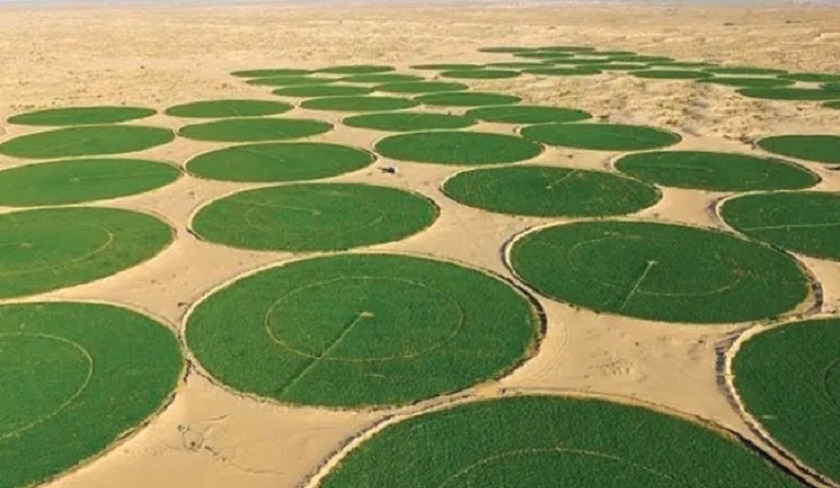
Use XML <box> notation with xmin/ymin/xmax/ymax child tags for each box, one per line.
<box><xmin>299</xmin><ymin>96</ymin><xmax>418</xmax><ymax>112</ymax></box>
<box><xmin>372</xmin><ymin>81</ymin><xmax>468</xmax><ymax>94</ymax></box>
<box><xmin>163</xmin><ymin>99</ymin><xmax>292</xmax><ymax>118</ymax></box>
<box><xmin>339</xmin><ymin>73</ymin><xmax>424</xmax><ymax>83</ymax></box>
<box><xmin>465</xmin><ymin>105</ymin><xmax>591</xmax><ymax>124</ymax></box>
<box><xmin>779</xmin><ymin>72</ymin><xmax>840</xmax><ymax>83</ymax></box>
<box><xmin>704</xmin><ymin>66</ymin><xmax>787</xmax><ymax>75</ymax></box>
<box><xmin>317</xmin><ymin>65</ymin><xmax>395</xmax><ymax>74</ymax></box>
<box><xmin>630</xmin><ymin>70</ymin><xmax>712</xmax><ymax>79</ymax></box>
<box><xmin>699</xmin><ymin>77</ymin><xmax>794</xmax><ymax>88</ymax></box>
<box><xmin>414</xmin><ymin>92</ymin><xmax>521</xmax><ymax>107</ymax></box>
<box><xmin>737</xmin><ymin>87</ymin><xmax>840</xmax><ymax>100</ymax></box>
<box><xmin>272</xmin><ymin>85</ymin><xmax>372</xmax><ymax>97</ymax></box>
<box><xmin>523</xmin><ymin>67</ymin><xmax>602</xmax><ymax>76</ymax></box>
<box><xmin>521</xmin><ymin>123</ymin><xmax>681</xmax><ymax>151</ymax></box>
<box><xmin>0</xmin><ymin>125</ymin><xmax>175</xmax><ymax>159</ymax></box>
<box><xmin>374</xmin><ymin>131</ymin><xmax>542</xmax><ymax>165</ymax></box>
<box><xmin>7</xmin><ymin>106</ymin><xmax>156</xmax><ymax>126</ymax></box>
<box><xmin>757</xmin><ymin>134</ymin><xmax>840</xmax><ymax>164</ymax></box>
<box><xmin>440</xmin><ymin>69</ymin><xmax>520</xmax><ymax>79</ymax></box>
<box><xmin>342</xmin><ymin>112</ymin><xmax>475</xmax><ymax>132</ymax></box>
<box><xmin>246</xmin><ymin>76</ymin><xmax>336</xmax><ymax>87</ymax></box>
<box><xmin>177</xmin><ymin>118</ymin><xmax>332</xmax><ymax>142</ymax></box>
<box><xmin>410</xmin><ymin>63</ymin><xmax>481</xmax><ymax>70</ymax></box>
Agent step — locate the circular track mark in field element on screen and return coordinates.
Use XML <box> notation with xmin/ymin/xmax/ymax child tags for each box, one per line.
<box><xmin>317</xmin><ymin>65</ymin><xmax>395</xmax><ymax>75</ymax></box>
<box><xmin>523</xmin><ymin>67</ymin><xmax>602</xmax><ymax>76</ymax></box>
<box><xmin>0</xmin><ymin>158</ymin><xmax>182</xmax><ymax>206</ymax></box>
<box><xmin>737</xmin><ymin>87</ymin><xmax>840</xmax><ymax>101</ymax></box>
<box><xmin>0</xmin><ymin>302</ymin><xmax>182</xmax><ymax>488</ymax></box>
<box><xmin>509</xmin><ymin>220</ymin><xmax>809</xmax><ymax>323</ymax></box>
<box><xmin>733</xmin><ymin>318</ymin><xmax>840</xmax><ymax>484</ymax></box>
<box><xmin>614</xmin><ymin>150</ymin><xmax>819</xmax><ymax>191</ymax></box>
<box><xmin>698</xmin><ymin>77</ymin><xmax>794</xmax><ymax>88</ymax></box>
<box><xmin>780</xmin><ymin>73</ymin><xmax>840</xmax><ymax>83</ymax></box>
<box><xmin>757</xmin><ymin>134</ymin><xmax>840</xmax><ymax>165</ymax></box>
<box><xmin>185</xmin><ymin>254</ymin><xmax>540</xmax><ymax>407</ymax></box>
<box><xmin>375</xmin><ymin>131</ymin><xmax>542</xmax><ymax>165</ymax></box>
<box><xmin>191</xmin><ymin>183</ymin><xmax>437</xmax><ymax>251</ymax></box>
<box><xmin>0</xmin><ymin>207</ymin><xmax>173</xmax><ymax>298</ymax></box>
<box><xmin>7</xmin><ymin>106</ymin><xmax>155</xmax><ymax>126</ymax></box>
<box><xmin>231</xmin><ymin>68</ymin><xmax>311</xmax><ymax>77</ymax></box>
<box><xmin>186</xmin><ymin>142</ymin><xmax>374</xmax><ymax>183</ymax></box>
<box><xmin>704</xmin><ymin>66</ymin><xmax>787</xmax><ymax>76</ymax></box>
<box><xmin>443</xmin><ymin>166</ymin><xmax>660</xmax><ymax>217</ymax></box>
<box><xmin>164</xmin><ymin>99</ymin><xmax>292</xmax><ymax>118</ymax></box>
<box><xmin>630</xmin><ymin>69</ymin><xmax>713</xmax><ymax>80</ymax></box>
<box><xmin>342</xmin><ymin>112</ymin><xmax>475</xmax><ymax>132</ymax></box>
<box><xmin>720</xmin><ymin>191</ymin><xmax>840</xmax><ymax>261</ymax></box>
<box><xmin>410</xmin><ymin>63</ymin><xmax>481</xmax><ymax>70</ymax></box>
<box><xmin>318</xmin><ymin>395</ymin><xmax>804</xmax><ymax>487</ymax></box>
<box><xmin>415</xmin><ymin>92</ymin><xmax>521</xmax><ymax>107</ymax></box>
<box><xmin>521</xmin><ymin>123</ymin><xmax>681</xmax><ymax>151</ymax></box>
<box><xmin>465</xmin><ymin>105</ymin><xmax>592</xmax><ymax>124</ymax></box>
<box><xmin>0</xmin><ymin>125</ymin><xmax>175</xmax><ymax>159</ymax></box>
<box><xmin>340</xmin><ymin>73</ymin><xmax>424</xmax><ymax>83</ymax></box>
<box><xmin>272</xmin><ymin>85</ymin><xmax>372</xmax><ymax>98</ymax></box>
<box><xmin>178</xmin><ymin>118</ymin><xmax>331</xmax><ymax>142</ymax></box>
<box><xmin>245</xmin><ymin>76</ymin><xmax>337</xmax><ymax>87</ymax></box>
<box><xmin>373</xmin><ymin>81</ymin><xmax>468</xmax><ymax>94</ymax></box>
<box><xmin>440</xmin><ymin>69</ymin><xmax>520</xmax><ymax>79</ymax></box>
<box><xmin>300</xmin><ymin>96</ymin><xmax>418</xmax><ymax>112</ymax></box>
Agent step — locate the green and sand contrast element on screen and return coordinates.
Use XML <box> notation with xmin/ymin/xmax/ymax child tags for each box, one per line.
<box><xmin>0</xmin><ymin>125</ymin><xmax>175</xmax><ymax>159</ymax></box>
<box><xmin>522</xmin><ymin>67</ymin><xmax>602</xmax><ymax>76</ymax></box>
<box><xmin>0</xmin><ymin>158</ymin><xmax>181</xmax><ymax>206</ymax></box>
<box><xmin>521</xmin><ymin>123</ymin><xmax>681</xmax><ymax>151</ymax></box>
<box><xmin>341</xmin><ymin>73</ymin><xmax>423</xmax><ymax>83</ymax></box>
<box><xmin>442</xmin><ymin>166</ymin><xmax>660</xmax><ymax>217</ymax></box>
<box><xmin>630</xmin><ymin>70</ymin><xmax>713</xmax><ymax>80</ymax></box>
<box><xmin>246</xmin><ymin>76</ymin><xmax>336</xmax><ymax>87</ymax></box>
<box><xmin>613</xmin><ymin>151</ymin><xmax>820</xmax><ymax>191</ymax></box>
<box><xmin>0</xmin><ymin>207</ymin><xmax>173</xmax><ymax>298</ymax></box>
<box><xmin>316</xmin><ymin>65</ymin><xmax>395</xmax><ymax>74</ymax></box>
<box><xmin>465</xmin><ymin>105</ymin><xmax>592</xmax><ymax>124</ymax></box>
<box><xmin>757</xmin><ymin>135</ymin><xmax>840</xmax><ymax>165</ymax></box>
<box><xmin>342</xmin><ymin>112</ymin><xmax>475</xmax><ymax>132</ymax></box>
<box><xmin>177</xmin><ymin>118</ymin><xmax>332</xmax><ymax>142</ymax></box>
<box><xmin>372</xmin><ymin>81</ymin><xmax>468</xmax><ymax>94</ymax></box>
<box><xmin>318</xmin><ymin>396</ymin><xmax>803</xmax><ymax>487</ymax></box>
<box><xmin>7</xmin><ymin>106</ymin><xmax>156</xmax><ymax>126</ymax></box>
<box><xmin>374</xmin><ymin>131</ymin><xmax>542</xmax><ymax>165</ymax></box>
<box><xmin>299</xmin><ymin>96</ymin><xmax>418</xmax><ymax>112</ymax></box>
<box><xmin>163</xmin><ymin>99</ymin><xmax>292</xmax><ymax>118</ymax></box>
<box><xmin>414</xmin><ymin>92</ymin><xmax>521</xmax><ymax>107</ymax></box>
<box><xmin>737</xmin><ymin>88</ymin><xmax>840</xmax><ymax>101</ymax></box>
<box><xmin>698</xmin><ymin>77</ymin><xmax>794</xmax><ymax>88</ymax></box>
<box><xmin>272</xmin><ymin>85</ymin><xmax>372</xmax><ymax>98</ymax></box>
<box><xmin>509</xmin><ymin>221</ymin><xmax>809</xmax><ymax>323</ymax></box>
<box><xmin>185</xmin><ymin>254</ymin><xmax>540</xmax><ymax>407</ymax></box>
<box><xmin>190</xmin><ymin>183</ymin><xmax>437</xmax><ymax>251</ymax></box>
<box><xmin>186</xmin><ymin>142</ymin><xmax>374</xmax><ymax>182</ymax></box>
<box><xmin>732</xmin><ymin>318</ymin><xmax>840</xmax><ymax>485</ymax></box>
<box><xmin>720</xmin><ymin>191</ymin><xmax>840</xmax><ymax>261</ymax></box>
<box><xmin>440</xmin><ymin>69</ymin><xmax>520</xmax><ymax>79</ymax></box>
<box><xmin>231</xmin><ymin>68</ymin><xmax>311</xmax><ymax>77</ymax></box>
<box><xmin>0</xmin><ymin>302</ymin><xmax>182</xmax><ymax>488</ymax></box>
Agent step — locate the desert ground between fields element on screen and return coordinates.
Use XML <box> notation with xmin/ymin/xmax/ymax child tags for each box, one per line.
<box><xmin>1</xmin><ymin>3</ymin><xmax>840</xmax><ymax>487</ymax></box>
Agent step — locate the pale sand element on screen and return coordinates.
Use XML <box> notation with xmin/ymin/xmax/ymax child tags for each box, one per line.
<box><xmin>0</xmin><ymin>3</ymin><xmax>839</xmax><ymax>487</ymax></box>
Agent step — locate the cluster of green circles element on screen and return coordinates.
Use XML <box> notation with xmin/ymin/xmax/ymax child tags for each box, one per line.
<box><xmin>0</xmin><ymin>302</ymin><xmax>182</xmax><ymax>488</ymax></box>
<box><xmin>178</xmin><ymin>118</ymin><xmax>332</xmax><ymax>142</ymax></box>
<box><xmin>509</xmin><ymin>221</ymin><xmax>810</xmax><ymax>323</ymax></box>
<box><xmin>7</xmin><ymin>106</ymin><xmax>156</xmax><ymax>126</ymax></box>
<box><xmin>185</xmin><ymin>253</ymin><xmax>540</xmax><ymax>407</ymax></box>
<box><xmin>191</xmin><ymin>183</ymin><xmax>438</xmax><ymax>252</ymax></box>
<box><xmin>374</xmin><ymin>131</ymin><xmax>543</xmax><ymax>165</ymax></box>
<box><xmin>521</xmin><ymin>123</ymin><xmax>681</xmax><ymax>151</ymax></box>
<box><xmin>0</xmin><ymin>125</ymin><xmax>174</xmax><ymax>159</ymax></box>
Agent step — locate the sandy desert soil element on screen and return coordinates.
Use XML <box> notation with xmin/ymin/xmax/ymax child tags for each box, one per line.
<box><xmin>0</xmin><ymin>3</ymin><xmax>839</xmax><ymax>487</ymax></box>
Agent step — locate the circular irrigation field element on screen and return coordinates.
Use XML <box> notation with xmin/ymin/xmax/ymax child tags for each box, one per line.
<box><xmin>465</xmin><ymin>105</ymin><xmax>592</xmax><ymax>124</ymax></box>
<box><xmin>0</xmin><ymin>302</ymin><xmax>182</xmax><ymax>488</ymax></box>
<box><xmin>342</xmin><ymin>73</ymin><xmax>423</xmax><ymax>83</ymax></box>
<box><xmin>186</xmin><ymin>142</ymin><xmax>374</xmax><ymax>183</ymax></box>
<box><xmin>0</xmin><ymin>125</ymin><xmax>175</xmax><ymax>159</ymax></box>
<box><xmin>317</xmin><ymin>396</ymin><xmax>803</xmax><ymax>487</ymax></box>
<box><xmin>185</xmin><ymin>254</ymin><xmax>541</xmax><ymax>407</ymax></box>
<box><xmin>7</xmin><ymin>106</ymin><xmax>156</xmax><ymax>126</ymax></box>
<box><xmin>272</xmin><ymin>85</ymin><xmax>372</xmax><ymax>98</ymax></box>
<box><xmin>720</xmin><ymin>191</ymin><xmax>840</xmax><ymax>261</ymax></box>
<box><xmin>164</xmin><ymin>99</ymin><xmax>292</xmax><ymax>118</ymax></box>
<box><xmin>613</xmin><ymin>151</ymin><xmax>820</xmax><ymax>191</ymax></box>
<box><xmin>0</xmin><ymin>207</ymin><xmax>173</xmax><ymax>299</ymax></box>
<box><xmin>177</xmin><ymin>118</ymin><xmax>332</xmax><ymax>142</ymax></box>
<box><xmin>508</xmin><ymin>221</ymin><xmax>810</xmax><ymax>323</ymax></box>
<box><xmin>300</xmin><ymin>96</ymin><xmax>418</xmax><ymax>112</ymax></box>
<box><xmin>0</xmin><ymin>158</ymin><xmax>181</xmax><ymax>206</ymax></box>
<box><xmin>190</xmin><ymin>183</ymin><xmax>438</xmax><ymax>252</ymax></box>
<box><xmin>520</xmin><ymin>123</ymin><xmax>681</xmax><ymax>151</ymax></box>
<box><xmin>414</xmin><ymin>92</ymin><xmax>522</xmax><ymax>107</ymax></box>
<box><xmin>442</xmin><ymin>166</ymin><xmax>660</xmax><ymax>217</ymax></box>
<box><xmin>372</xmin><ymin>81</ymin><xmax>468</xmax><ymax>94</ymax></box>
<box><xmin>757</xmin><ymin>135</ymin><xmax>840</xmax><ymax>165</ymax></box>
<box><xmin>732</xmin><ymin>318</ymin><xmax>840</xmax><ymax>485</ymax></box>
<box><xmin>374</xmin><ymin>131</ymin><xmax>542</xmax><ymax>165</ymax></box>
<box><xmin>342</xmin><ymin>112</ymin><xmax>476</xmax><ymax>132</ymax></box>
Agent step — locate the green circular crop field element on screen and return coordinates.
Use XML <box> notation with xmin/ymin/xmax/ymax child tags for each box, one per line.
<box><xmin>704</xmin><ymin>67</ymin><xmax>787</xmax><ymax>76</ymax></box>
<box><xmin>509</xmin><ymin>221</ymin><xmax>809</xmax><ymax>323</ymax></box>
<box><xmin>318</xmin><ymin>395</ymin><xmax>803</xmax><ymax>487</ymax></box>
<box><xmin>733</xmin><ymin>318</ymin><xmax>840</xmax><ymax>485</ymax></box>
<box><xmin>374</xmin><ymin>131</ymin><xmax>542</xmax><ymax>165</ymax></box>
<box><xmin>0</xmin><ymin>125</ymin><xmax>175</xmax><ymax>159</ymax></box>
<box><xmin>465</xmin><ymin>105</ymin><xmax>592</xmax><ymax>124</ymax></box>
<box><xmin>342</xmin><ymin>112</ymin><xmax>475</xmax><ymax>132</ymax></box>
<box><xmin>0</xmin><ymin>302</ymin><xmax>182</xmax><ymax>488</ymax></box>
<box><xmin>585</xmin><ymin>63</ymin><xmax>648</xmax><ymax>71</ymax></box>
<box><xmin>737</xmin><ymin>87</ymin><xmax>840</xmax><ymax>101</ymax></box>
<box><xmin>485</xmin><ymin>61</ymin><xmax>549</xmax><ymax>68</ymax></box>
<box><xmin>0</xmin><ymin>207</ymin><xmax>172</xmax><ymax>298</ymax></box>
<box><xmin>185</xmin><ymin>253</ymin><xmax>540</xmax><ymax>407</ymax></box>
<box><xmin>550</xmin><ymin>58</ymin><xmax>610</xmax><ymax>65</ymax></box>
<box><xmin>521</xmin><ymin>123</ymin><xmax>681</xmax><ymax>151</ymax></box>
<box><xmin>630</xmin><ymin>70</ymin><xmax>713</xmax><ymax>79</ymax></box>
<box><xmin>177</xmin><ymin>118</ymin><xmax>332</xmax><ymax>142</ymax></box>
<box><xmin>605</xmin><ymin>55</ymin><xmax>673</xmax><ymax>63</ymax></box>
<box><xmin>373</xmin><ymin>81</ymin><xmax>468</xmax><ymax>94</ymax></box>
<box><xmin>757</xmin><ymin>134</ymin><xmax>840</xmax><ymax>164</ymax></box>
<box><xmin>0</xmin><ymin>158</ymin><xmax>182</xmax><ymax>206</ymax></box>
<box><xmin>825</xmin><ymin>100</ymin><xmax>840</xmax><ymax>110</ymax></box>
<box><xmin>272</xmin><ymin>85</ymin><xmax>372</xmax><ymax>97</ymax></box>
<box><xmin>442</xmin><ymin>166</ymin><xmax>660</xmax><ymax>217</ymax></box>
<box><xmin>340</xmin><ymin>73</ymin><xmax>423</xmax><ymax>83</ymax></box>
<box><xmin>614</xmin><ymin>151</ymin><xmax>819</xmax><ymax>191</ymax></box>
<box><xmin>440</xmin><ymin>69</ymin><xmax>520</xmax><ymax>79</ymax></box>
<box><xmin>515</xmin><ymin>51</ymin><xmax>576</xmax><ymax>59</ymax></box>
<box><xmin>414</xmin><ymin>92</ymin><xmax>521</xmax><ymax>107</ymax></box>
<box><xmin>317</xmin><ymin>65</ymin><xmax>395</xmax><ymax>74</ymax></box>
<box><xmin>191</xmin><ymin>183</ymin><xmax>437</xmax><ymax>251</ymax></box>
<box><xmin>231</xmin><ymin>68</ymin><xmax>311</xmax><ymax>77</ymax></box>
<box><xmin>538</xmin><ymin>45</ymin><xmax>596</xmax><ymax>52</ymax></box>
<box><xmin>186</xmin><ymin>142</ymin><xmax>374</xmax><ymax>183</ymax></box>
<box><xmin>779</xmin><ymin>72</ymin><xmax>840</xmax><ymax>83</ymax></box>
<box><xmin>246</xmin><ymin>76</ymin><xmax>336</xmax><ymax>87</ymax></box>
<box><xmin>698</xmin><ymin>77</ymin><xmax>794</xmax><ymax>88</ymax></box>
<box><xmin>410</xmin><ymin>63</ymin><xmax>480</xmax><ymax>70</ymax></box>
<box><xmin>720</xmin><ymin>191</ymin><xmax>840</xmax><ymax>261</ymax></box>
<box><xmin>163</xmin><ymin>99</ymin><xmax>292</xmax><ymax>118</ymax></box>
<box><xmin>524</xmin><ymin>67</ymin><xmax>602</xmax><ymax>76</ymax></box>
<box><xmin>7</xmin><ymin>106</ymin><xmax>156</xmax><ymax>126</ymax></box>
<box><xmin>647</xmin><ymin>61</ymin><xmax>717</xmax><ymax>68</ymax></box>
<box><xmin>299</xmin><ymin>96</ymin><xmax>418</xmax><ymax>112</ymax></box>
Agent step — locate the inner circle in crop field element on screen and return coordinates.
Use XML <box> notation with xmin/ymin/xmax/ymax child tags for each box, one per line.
<box><xmin>442</xmin><ymin>166</ymin><xmax>660</xmax><ymax>217</ymax></box>
<box><xmin>316</xmin><ymin>395</ymin><xmax>804</xmax><ymax>487</ymax></box>
<box><xmin>0</xmin><ymin>302</ymin><xmax>182</xmax><ymax>488</ymax></box>
<box><xmin>7</xmin><ymin>106</ymin><xmax>156</xmax><ymax>126</ymax></box>
<box><xmin>0</xmin><ymin>125</ymin><xmax>175</xmax><ymax>159</ymax></box>
<box><xmin>509</xmin><ymin>221</ymin><xmax>809</xmax><ymax>323</ymax></box>
<box><xmin>0</xmin><ymin>207</ymin><xmax>173</xmax><ymax>299</ymax></box>
<box><xmin>733</xmin><ymin>318</ymin><xmax>840</xmax><ymax>485</ymax></box>
<box><xmin>177</xmin><ymin>118</ymin><xmax>332</xmax><ymax>142</ymax></box>
<box><xmin>520</xmin><ymin>123</ymin><xmax>681</xmax><ymax>151</ymax></box>
<box><xmin>757</xmin><ymin>135</ymin><xmax>840</xmax><ymax>165</ymax></box>
<box><xmin>720</xmin><ymin>191</ymin><xmax>840</xmax><ymax>261</ymax></box>
<box><xmin>374</xmin><ymin>131</ymin><xmax>542</xmax><ymax>165</ymax></box>
<box><xmin>185</xmin><ymin>253</ymin><xmax>541</xmax><ymax>407</ymax></box>
<box><xmin>190</xmin><ymin>183</ymin><xmax>438</xmax><ymax>251</ymax></box>
<box><xmin>163</xmin><ymin>99</ymin><xmax>292</xmax><ymax>118</ymax></box>
<box><xmin>613</xmin><ymin>151</ymin><xmax>820</xmax><ymax>191</ymax></box>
